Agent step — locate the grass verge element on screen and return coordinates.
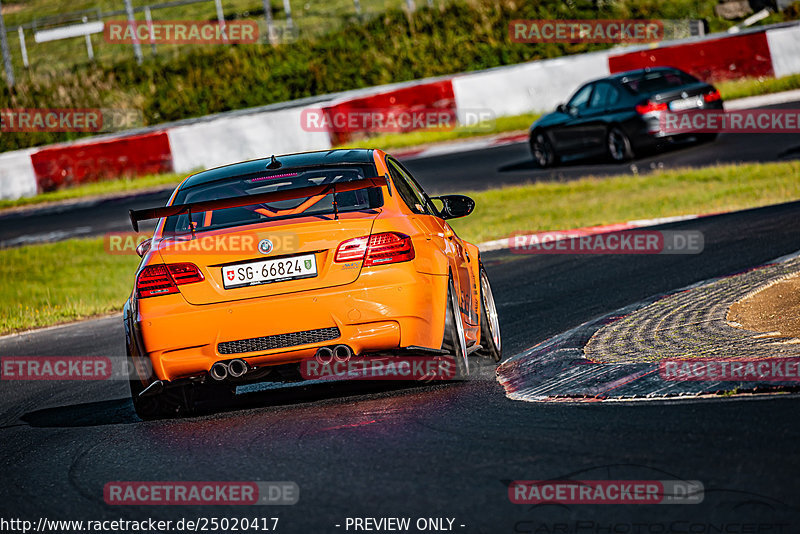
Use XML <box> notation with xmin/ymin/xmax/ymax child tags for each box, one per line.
<box><xmin>337</xmin><ymin>113</ymin><xmax>540</xmax><ymax>151</ymax></box>
<box><xmin>0</xmin><ymin>238</ymin><xmax>141</xmax><ymax>333</ymax></box>
<box><xmin>0</xmin><ymin>173</ymin><xmax>185</xmax><ymax>210</ymax></box>
<box><xmin>2</xmin><ymin>160</ymin><xmax>799</xmax><ymax>334</ymax></box>
<box><xmin>449</xmin><ymin>161</ymin><xmax>800</xmax><ymax>243</ymax></box>
<box><xmin>717</xmin><ymin>73</ymin><xmax>800</xmax><ymax>101</ymax></box>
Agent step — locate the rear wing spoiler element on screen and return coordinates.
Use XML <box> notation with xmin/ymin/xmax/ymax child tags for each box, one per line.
<box><xmin>128</xmin><ymin>176</ymin><xmax>388</xmax><ymax>232</ymax></box>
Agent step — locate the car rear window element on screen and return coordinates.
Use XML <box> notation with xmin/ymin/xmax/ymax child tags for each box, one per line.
<box><xmin>621</xmin><ymin>70</ymin><xmax>699</xmax><ymax>94</ymax></box>
<box><xmin>163</xmin><ymin>164</ymin><xmax>383</xmax><ymax>234</ymax></box>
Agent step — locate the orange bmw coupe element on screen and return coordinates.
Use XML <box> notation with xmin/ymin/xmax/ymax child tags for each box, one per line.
<box><xmin>124</xmin><ymin>149</ymin><xmax>501</xmax><ymax>418</ymax></box>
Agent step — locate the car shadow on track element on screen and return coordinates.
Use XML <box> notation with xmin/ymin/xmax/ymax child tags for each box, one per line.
<box><xmin>18</xmin><ymin>379</ymin><xmax>465</xmax><ymax>427</ymax></box>
<box><xmin>499</xmin><ymin>136</ymin><xmax>714</xmax><ymax>174</ymax></box>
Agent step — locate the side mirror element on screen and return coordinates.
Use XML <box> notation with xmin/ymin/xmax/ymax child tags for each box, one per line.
<box><xmin>556</xmin><ymin>103</ymin><xmax>567</xmax><ymax>113</ymax></box>
<box><xmin>136</xmin><ymin>238</ymin><xmax>152</xmax><ymax>257</ymax></box>
<box><xmin>431</xmin><ymin>194</ymin><xmax>475</xmax><ymax>220</ymax></box>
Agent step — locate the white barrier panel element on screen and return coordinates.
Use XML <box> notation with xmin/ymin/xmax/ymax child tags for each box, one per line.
<box><xmin>766</xmin><ymin>25</ymin><xmax>800</xmax><ymax>78</ymax></box>
<box><xmin>452</xmin><ymin>50</ymin><xmax>613</xmax><ymax>118</ymax></box>
<box><xmin>0</xmin><ymin>149</ymin><xmax>37</xmax><ymax>200</ymax></box>
<box><xmin>168</xmin><ymin>106</ymin><xmax>332</xmax><ymax>174</ymax></box>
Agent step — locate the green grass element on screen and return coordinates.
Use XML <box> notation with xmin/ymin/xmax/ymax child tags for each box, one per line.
<box><xmin>449</xmin><ymin>161</ymin><xmax>800</xmax><ymax>243</ymax></box>
<box><xmin>717</xmin><ymin>73</ymin><xmax>800</xmax><ymax>101</ymax></box>
<box><xmin>338</xmin><ymin>113</ymin><xmax>540</xmax><ymax>150</ymax></box>
<box><xmin>0</xmin><ymin>172</ymin><xmax>185</xmax><ymax>210</ymax></box>
<box><xmin>0</xmin><ymin>238</ymin><xmax>141</xmax><ymax>333</ymax></box>
<box><xmin>2</xmin><ymin>160</ymin><xmax>799</xmax><ymax>334</ymax></box>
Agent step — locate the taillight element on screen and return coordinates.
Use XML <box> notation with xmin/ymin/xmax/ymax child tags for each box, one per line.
<box><xmin>137</xmin><ymin>263</ymin><xmax>204</xmax><ymax>298</ymax></box>
<box><xmin>335</xmin><ymin>232</ymin><xmax>415</xmax><ymax>267</ymax></box>
<box><xmin>703</xmin><ymin>89</ymin><xmax>721</xmax><ymax>103</ymax></box>
<box><xmin>334</xmin><ymin>236</ymin><xmax>369</xmax><ymax>262</ymax></box>
<box><xmin>167</xmin><ymin>263</ymin><xmax>205</xmax><ymax>285</ymax></box>
<box><xmin>364</xmin><ymin>232</ymin><xmax>415</xmax><ymax>267</ymax></box>
<box><xmin>635</xmin><ymin>100</ymin><xmax>668</xmax><ymax>114</ymax></box>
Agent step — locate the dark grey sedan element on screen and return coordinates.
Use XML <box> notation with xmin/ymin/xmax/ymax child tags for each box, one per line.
<box><xmin>529</xmin><ymin>67</ymin><xmax>724</xmax><ymax>167</ymax></box>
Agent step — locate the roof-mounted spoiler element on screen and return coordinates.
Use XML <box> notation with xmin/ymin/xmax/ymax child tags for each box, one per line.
<box><xmin>128</xmin><ymin>176</ymin><xmax>388</xmax><ymax>232</ymax></box>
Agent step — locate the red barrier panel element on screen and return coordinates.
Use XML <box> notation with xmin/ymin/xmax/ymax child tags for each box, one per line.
<box><xmin>319</xmin><ymin>80</ymin><xmax>456</xmax><ymax>145</ymax></box>
<box><xmin>608</xmin><ymin>32</ymin><xmax>773</xmax><ymax>82</ymax></box>
<box><xmin>31</xmin><ymin>131</ymin><xmax>173</xmax><ymax>192</ymax></box>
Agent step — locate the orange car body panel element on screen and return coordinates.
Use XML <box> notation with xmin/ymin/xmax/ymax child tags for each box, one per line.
<box><xmin>126</xmin><ymin>149</ymin><xmax>483</xmax><ymax>383</ymax></box>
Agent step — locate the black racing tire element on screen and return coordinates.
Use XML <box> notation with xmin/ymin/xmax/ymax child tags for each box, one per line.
<box><xmin>441</xmin><ymin>278</ymin><xmax>469</xmax><ymax>380</ymax></box>
<box><xmin>474</xmin><ymin>265</ymin><xmax>502</xmax><ymax>363</ymax></box>
<box><xmin>607</xmin><ymin>126</ymin><xmax>635</xmax><ymax>162</ymax></box>
<box><xmin>530</xmin><ymin>131</ymin><xmax>558</xmax><ymax>168</ymax></box>
<box><xmin>128</xmin><ymin>354</ymin><xmax>189</xmax><ymax>420</ymax></box>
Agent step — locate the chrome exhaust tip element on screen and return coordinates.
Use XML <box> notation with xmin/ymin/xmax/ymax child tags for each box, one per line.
<box><xmin>227</xmin><ymin>359</ymin><xmax>249</xmax><ymax>378</ymax></box>
<box><xmin>315</xmin><ymin>347</ymin><xmax>334</xmax><ymax>365</ymax></box>
<box><xmin>333</xmin><ymin>345</ymin><xmax>352</xmax><ymax>363</ymax></box>
<box><xmin>209</xmin><ymin>361</ymin><xmax>229</xmax><ymax>381</ymax></box>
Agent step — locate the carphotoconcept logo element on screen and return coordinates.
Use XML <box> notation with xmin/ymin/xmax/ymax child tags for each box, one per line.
<box><xmin>510</xmin><ymin>230</ymin><xmax>704</xmax><ymax>255</ymax></box>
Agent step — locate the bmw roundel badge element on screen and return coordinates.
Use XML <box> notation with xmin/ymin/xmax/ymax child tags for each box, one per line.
<box><xmin>258</xmin><ymin>239</ymin><xmax>274</xmax><ymax>255</ymax></box>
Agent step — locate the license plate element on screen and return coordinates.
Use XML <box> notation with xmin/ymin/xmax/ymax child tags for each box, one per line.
<box><xmin>669</xmin><ymin>97</ymin><xmax>703</xmax><ymax>111</ymax></box>
<box><xmin>222</xmin><ymin>254</ymin><xmax>317</xmax><ymax>289</ymax></box>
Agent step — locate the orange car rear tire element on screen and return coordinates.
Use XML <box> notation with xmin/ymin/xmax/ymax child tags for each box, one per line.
<box><xmin>441</xmin><ymin>278</ymin><xmax>469</xmax><ymax>380</ymax></box>
<box><xmin>475</xmin><ymin>265</ymin><xmax>502</xmax><ymax>363</ymax></box>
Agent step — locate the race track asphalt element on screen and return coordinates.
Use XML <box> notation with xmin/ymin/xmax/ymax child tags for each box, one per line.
<box><xmin>2</xmin><ymin>199</ymin><xmax>800</xmax><ymax>531</ymax></box>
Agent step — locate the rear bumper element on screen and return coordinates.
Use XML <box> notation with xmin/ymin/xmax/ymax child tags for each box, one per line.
<box><xmin>134</xmin><ymin>264</ymin><xmax>448</xmax><ymax>381</ymax></box>
<box><xmin>635</xmin><ymin>102</ymin><xmax>725</xmax><ymax>147</ymax></box>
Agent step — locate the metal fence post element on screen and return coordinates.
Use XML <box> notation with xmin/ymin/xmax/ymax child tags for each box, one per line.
<box><xmin>124</xmin><ymin>0</ymin><xmax>143</xmax><ymax>64</ymax></box>
<box><xmin>18</xmin><ymin>27</ymin><xmax>28</xmax><ymax>69</ymax></box>
<box><xmin>0</xmin><ymin>0</ymin><xmax>15</xmax><ymax>87</ymax></box>
<box><xmin>263</xmin><ymin>0</ymin><xmax>276</xmax><ymax>44</ymax></box>
<box><xmin>82</xmin><ymin>17</ymin><xmax>95</xmax><ymax>60</ymax></box>
<box><xmin>144</xmin><ymin>6</ymin><xmax>157</xmax><ymax>55</ymax></box>
<box><xmin>215</xmin><ymin>0</ymin><xmax>228</xmax><ymax>43</ymax></box>
<box><xmin>283</xmin><ymin>0</ymin><xmax>294</xmax><ymax>34</ymax></box>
